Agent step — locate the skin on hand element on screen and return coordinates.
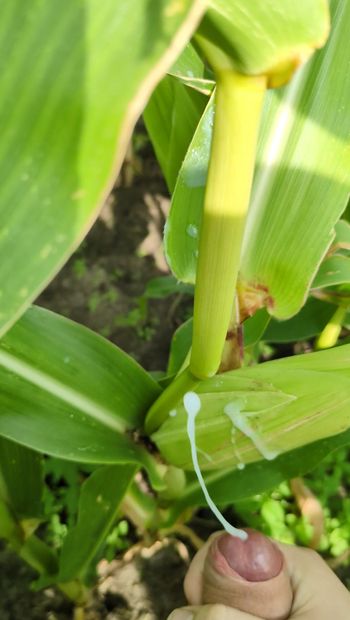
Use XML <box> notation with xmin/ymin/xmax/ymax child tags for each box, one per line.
<box><xmin>167</xmin><ymin>531</ymin><xmax>350</xmax><ymax>620</ymax></box>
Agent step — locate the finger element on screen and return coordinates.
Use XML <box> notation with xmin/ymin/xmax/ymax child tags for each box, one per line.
<box><xmin>275</xmin><ymin>542</ymin><xmax>350</xmax><ymax>618</ymax></box>
<box><xmin>168</xmin><ymin>604</ymin><xmax>261</xmax><ymax>620</ymax></box>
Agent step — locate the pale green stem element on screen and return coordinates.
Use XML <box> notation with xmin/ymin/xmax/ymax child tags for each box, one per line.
<box><xmin>316</xmin><ymin>305</ymin><xmax>347</xmax><ymax>349</ymax></box>
<box><xmin>121</xmin><ymin>481</ymin><xmax>176</xmax><ymax>533</ymax></box>
<box><xmin>19</xmin><ymin>534</ymin><xmax>58</xmax><ymax>575</ymax></box>
<box><xmin>121</xmin><ymin>481</ymin><xmax>159</xmax><ymax>531</ymax></box>
<box><xmin>145</xmin><ymin>367</ymin><xmax>199</xmax><ymax>434</ymax></box>
<box><xmin>190</xmin><ymin>71</ymin><xmax>266</xmax><ymax>379</ymax></box>
<box><xmin>59</xmin><ymin>580</ymin><xmax>88</xmax><ymax>605</ymax></box>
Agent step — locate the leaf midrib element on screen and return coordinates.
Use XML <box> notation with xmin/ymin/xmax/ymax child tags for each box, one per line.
<box><xmin>0</xmin><ymin>349</ymin><xmax>125</xmax><ymax>433</ymax></box>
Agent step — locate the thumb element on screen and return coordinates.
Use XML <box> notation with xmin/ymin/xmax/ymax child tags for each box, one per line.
<box><xmin>185</xmin><ymin>530</ymin><xmax>293</xmax><ymax>620</ymax></box>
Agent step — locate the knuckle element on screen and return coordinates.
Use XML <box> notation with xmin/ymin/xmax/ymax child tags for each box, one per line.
<box><xmin>203</xmin><ymin>603</ymin><xmax>229</xmax><ymax>619</ymax></box>
<box><xmin>298</xmin><ymin>546</ymin><xmax>325</xmax><ymax>568</ymax></box>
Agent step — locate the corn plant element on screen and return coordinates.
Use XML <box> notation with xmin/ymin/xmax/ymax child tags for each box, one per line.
<box><xmin>1</xmin><ymin>0</ymin><xmax>350</xmax><ymax>610</ymax></box>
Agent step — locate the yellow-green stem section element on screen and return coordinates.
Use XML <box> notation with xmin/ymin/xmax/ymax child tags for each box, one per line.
<box><xmin>121</xmin><ymin>482</ymin><xmax>158</xmax><ymax>531</ymax></box>
<box><xmin>145</xmin><ymin>367</ymin><xmax>199</xmax><ymax>434</ymax></box>
<box><xmin>316</xmin><ymin>305</ymin><xmax>347</xmax><ymax>350</ymax></box>
<box><xmin>190</xmin><ymin>71</ymin><xmax>266</xmax><ymax>379</ymax></box>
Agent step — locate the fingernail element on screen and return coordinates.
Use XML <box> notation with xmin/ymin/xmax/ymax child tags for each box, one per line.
<box><xmin>168</xmin><ymin>610</ymin><xmax>193</xmax><ymax>620</ymax></box>
<box><xmin>217</xmin><ymin>529</ymin><xmax>283</xmax><ymax>582</ymax></box>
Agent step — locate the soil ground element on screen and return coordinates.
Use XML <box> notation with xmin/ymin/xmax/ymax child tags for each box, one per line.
<box><xmin>0</xmin><ymin>539</ymin><xmax>190</xmax><ymax>620</ymax></box>
<box><xmin>38</xmin><ymin>147</ymin><xmax>192</xmax><ymax>372</ymax></box>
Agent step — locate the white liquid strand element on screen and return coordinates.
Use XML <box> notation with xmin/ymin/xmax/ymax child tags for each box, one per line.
<box><xmin>229</xmin><ymin>425</ymin><xmax>245</xmax><ymax>470</ymax></box>
<box><xmin>197</xmin><ymin>448</ymin><xmax>213</xmax><ymax>463</ymax></box>
<box><xmin>184</xmin><ymin>392</ymin><xmax>248</xmax><ymax>541</ymax></box>
<box><xmin>224</xmin><ymin>402</ymin><xmax>279</xmax><ymax>461</ymax></box>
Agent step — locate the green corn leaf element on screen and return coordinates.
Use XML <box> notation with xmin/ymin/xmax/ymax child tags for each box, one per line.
<box><xmin>197</xmin><ymin>0</ymin><xmax>329</xmax><ymax>82</ymax></box>
<box><xmin>264</xmin><ymin>297</ymin><xmax>336</xmax><ymax>343</ymax></box>
<box><xmin>165</xmin><ymin>0</ymin><xmax>350</xmax><ymax>320</ymax></box>
<box><xmin>0</xmin><ymin>0</ymin><xmax>205</xmax><ymax>337</ymax></box>
<box><xmin>168</xmin><ymin>43</ymin><xmax>215</xmax><ymax>94</ymax></box>
<box><xmin>153</xmin><ymin>344</ymin><xmax>350</xmax><ymax>471</ymax></box>
<box><xmin>312</xmin><ymin>256</ymin><xmax>350</xmax><ymax>290</ymax></box>
<box><xmin>0</xmin><ymin>306</ymin><xmax>160</xmax><ymax>431</ymax></box>
<box><xmin>0</xmin><ymin>306</ymin><xmax>161</xmax><ymax>476</ymax></box>
<box><xmin>243</xmin><ymin>309</ymin><xmax>270</xmax><ymax>348</ymax></box>
<box><xmin>144</xmin><ymin>275</ymin><xmax>193</xmax><ymax>299</ymax></box>
<box><xmin>59</xmin><ymin>464</ymin><xmax>137</xmax><ymax>583</ymax></box>
<box><xmin>331</xmin><ymin>219</ymin><xmax>350</xmax><ymax>254</ymax></box>
<box><xmin>164</xmin><ymin>93</ymin><xmax>214</xmax><ymax>281</ymax></box>
<box><xmin>144</xmin><ymin>74</ymin><xmax>208</xmax><ymax>193</ymax></box>
<box><xmin>167</xmin><ymin>318</ymin><xmax>193</xmax><ymax>376</ymax></box>
<box><xmin>167</xmin><ymin>428</ymin><xmax>350</xmax><ymax>521</ymax></box>
<box><xmin>144</xmin><ymin>42</ymin><xmax>212</xmax><ymax>193</ymax></box>
<box><xmin>0</xmin><ymin>436</ymin><xmax>44</xmax><ymax>520</ymax></box>
<box><xmin>238</xmin><ymin>0</ymin><xmax>350</xmax><ymax>319</ymax></box>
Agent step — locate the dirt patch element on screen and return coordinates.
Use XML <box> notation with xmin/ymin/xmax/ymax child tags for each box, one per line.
<box><xmin>0</xmin><ymin>540</ymin><xmax>190</xmax><ymax>620</ymax></box>
<box><xmin>0</xmin><ymin>542</ymin><xmax>72</xmax><ymax>620</ymax></box>
<box><xmin>88</xmin><ymin>541</ymin><xmax>189</xmax><ymax>620</ymax></box>
<box><xmin>38</xmin><ymin>149</ymin><xmax>192</xmax><ymax>372</ymax></box>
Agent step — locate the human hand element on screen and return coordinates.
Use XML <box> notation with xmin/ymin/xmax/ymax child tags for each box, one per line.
<box><xmin>167</xmin><ymin>529</ymin><xmax>350</xmax><ymax>620</ymax></box>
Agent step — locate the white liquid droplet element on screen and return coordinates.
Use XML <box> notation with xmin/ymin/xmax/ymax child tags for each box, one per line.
<box><xmin>184</xmin><ymin>392</ymin><xmax>247</xmax><ymax>541</ymax></box>
<box><xmin>186</xmin><ymin>224</ymin><xmax>198</xmax><ymax>239</ymax></box>
<box><xmin>169</xmin><ymin>409</ymin><xmax>177</xmax><ymax>418</ymax></box>
<box><xmin>224</xmin><ymin>402</ymin><xmax>279</xmax><ymax>461</ymax></box>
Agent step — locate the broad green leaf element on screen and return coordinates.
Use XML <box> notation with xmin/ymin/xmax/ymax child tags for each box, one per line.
<box><xmin>197</xmin><ymin>0</ymin><xmax>329</xmax><ymax>82</ymax></box>
<box><xmin>1</xmin><ymin>306</ymin><xmax>160</xmax><ymax>430</ymax></box>
<box><xmin>0</xmin><ymin>0</ymin><xmax>205</xmax><ymax>337</ymax></box>
<box><xmin>240</xmin><ymin>0</ymin><xmax>350</xmax><ymax>318</ymax></box>
<box><xmin>331</xmin><ymin>219</ymin><xmax>350</xmax><ymax>254</ymax></box>
<box><xmin>264</xmin><ymin>297</ymin><xmax>335</xmax><ymax>343</ymax></box>
<box><xmin>59</xmin><ymin>464</ymin><xmax>136</xmax><ymax>582</ymax></box>
<box><xmin>168</xmin><ymin>43</ymin><xmax>214</xmax><ymax>94</ymax></box>
<box><xmin>153</xmin><ymin>344</ymin><xmax>350</xmax><ymax>471</ymax></box>
<box><xmin>170</xmin><ymin>43</ymin><xmax>206</xmax><ymax>79</ymax></box>
<box><xmin>343</xmin><ymin>310</ymin><xmax>350</xmax><ymax>330</ymax></box>
<box><xmin>166</xmin><ymin>0</ymin><xmax>350</xmax><ymax>320</ymax></box>
<box><xmin>0</xmin><ymin>306</ymin><xmax>161</xmax><ymax>471</ymax></box>
<box><xmin>144</xmin><ymin>40</ymin><xmax>214</xmax><ymax>195</ymax></box>
<box><xmin>243</xmin><ymin>309</ymin><xmax>270</xmax><ymax>348</ymax></box>
<box><xmin>0</xmin><ymin>436</ymin><xmax>43</xmax><ymax>520</ymax></box>
<box><xmin>312</xmin><ymin>256</ymin><xmax>350</xmax><ymax>289</ymax></box>
<box><xmin>144</xmin><ymin>74</ymin><xmax>208</xmax><ymax>192</ymax></box>
<box><xmin>164</xmin><ymin>93</ymin><xmax>214</xmax><ymax>280</ymax></box>
<box><xmin>167</xmin><ymin>318</ymin><xmax>193</xmax><ymax>376</ymax></box>
<box><xmin>144</xmin><ymin>275</ymin><xmax>193</xmax><ymax>299</ymax></box>
<box><xmin>167</xmin><ymin>428</ymin><xmax>350</xmax><ymax>520</ymax></box>
<box><xmin>344</xmin><ymin>198</ymin><xmax>350</xmax><ymax>222</ymax></box>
